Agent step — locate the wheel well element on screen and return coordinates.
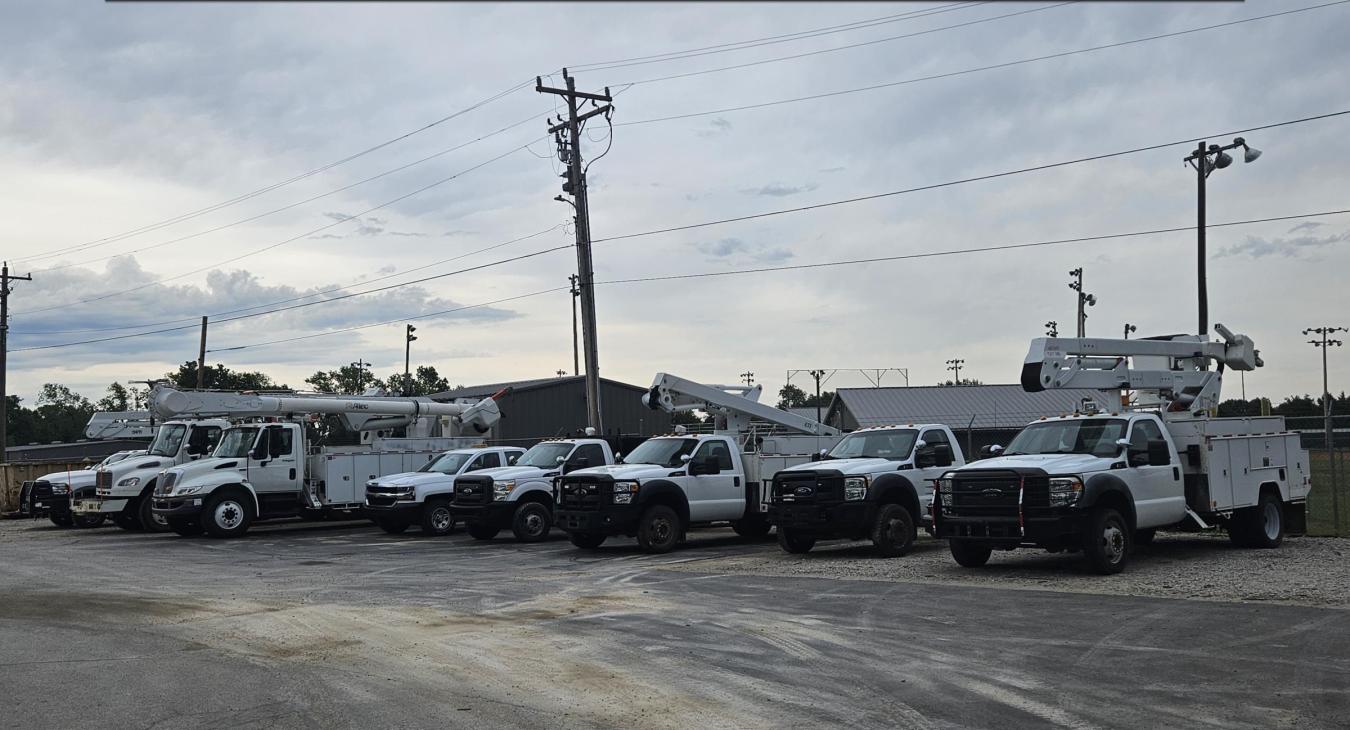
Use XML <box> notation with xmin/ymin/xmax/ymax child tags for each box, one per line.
<box><xmin>139</xmin><ymin>480</ymin><xmax>157</xmax><ymax>498</ymax></box>
<box><xmin>1094</xmin><ymin>490</ymin><xmax>1135</xmax><ymax>530</ymax></box>
<box><xmin>1258</xmin><ymin>481</ymin><xmax>1283</xmax><ymax>502</ymax></box>
<box><xmin>213</xmin><ymin>484</ymin><xmax>258</xmax><ymax>515</ymax></box>
<box><xmin>516</xmin><ymin>490</ymin><xmax>554</xmax><ymax>508</ymax></box>
<box><xmin>643</xmin><ymin>492</ymin><xmax>689</xmax><ymax>525</ymax></box>
<box><xmin>876</xmin><ymin>483</ymin><xmax>919</xmax><ymax>517</ymax></box>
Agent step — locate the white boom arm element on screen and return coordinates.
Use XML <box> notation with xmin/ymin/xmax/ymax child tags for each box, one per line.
<box><xmin>1021</xmin><ymin>323</ymin><xmax>1262</xmax><ymax>415</ymax></box>
<box><xmin>149</xmin><ymin>387</ymin><xmax>506</xmax><ymax>434</ymax></box>
<box><xmin>84</xmin><ymin>411</ymin><xmax>155</xmax><ymax>440</ymax></box>
<box><xmin>642</xmin><ymin>373</ymin><xmax>839</xmax><ymax>436</ymax></box>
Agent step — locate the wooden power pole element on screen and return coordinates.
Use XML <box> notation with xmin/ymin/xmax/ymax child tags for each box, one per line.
<box><xmin>196</xmin><ymin>316</ymin><xmax>208</xmax><ymax>389</ymax></box>
<box><xmin>0</xmin><ymin>262</ymin><xmax>33</xmax><ymax>462</ymax></box>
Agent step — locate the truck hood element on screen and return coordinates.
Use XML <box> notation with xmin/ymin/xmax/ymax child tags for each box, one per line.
<box><xmin>369</xmin><ymin>471</ymin><xmax>453</xmax><ymax>488</ymax></box>
<box><xmin>571</xmin><ymin>463</ymin><xmax>678</xmax><ymax>480</ymax></box>
<box><xmin>775</xmin><ymin>457</ymin><xmax>905</xmax><ymax>477</ymax></box>
<box><xmin>167</xmin><ymin>457</ymin><xmax>245</xmax><ymax>484</ymax></box>
<box><xmin>460</xmin><ymin>465</ymin><xmax>553</xmax><ymax>482</ymax></box>
<box><xmin>964</xmin><ymin>453</ymin><xmax>1114</xmax><ymax>476</ymax></box>
<box><xmin>99</xmin><ymin>455</ymin><xmax>179</xmax><ymax>480</ymax></box>
<box><xmin>37</xmin><ymin>469</ymin><xmax>97</xmax><ymax>487</ymax></box>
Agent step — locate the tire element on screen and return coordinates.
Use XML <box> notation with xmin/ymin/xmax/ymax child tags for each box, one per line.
<box><xmin>73</xmin><ymin>513</ymin><xmax>106</xmax><ymax>529</ymax></box>
<box><xmin>168</xmin><ymin>517</ymin><xmax>204</xmax><ymax>537</ymax></box>
<box><xmin>201</xmin><ymin>491</ymin><xmax>254</xmax><ymax>538</ymax></box>
<box><xmin>420</xmin><ymin>500</ymin><xmax>456</xmax><ymax>537</ymax></box>
<box><xmin>569</xmin><ymin>532</ymin><xmax>606</xmax><ymax>549</ymax></box>
<box><xmin>949</xmin><ymin>539</ymin><xmax>992</xmax><ymax>567</ymax></box>
<box><xmin>1133</xmin><ymin>528</ymin><xmax>1157</xmax><ymax>547</ymax></box>
<box><xmin>870</xmin><ymin>503</ymin><xmax>917</xmax><ymax>558</ymax></box>
<box><xmin>467</xmin><ymin>522</ymin><xmax>500</xmax><ymax>541</ymax></box>
<box><xmin>1241</xmin><ymin>492</ymin><xmax>1285</xmax><ymax>549</ymax></box>
<box><xmin>137</xmin><ymin>495</ymin><xmax>169</xmax><ymax>533</ymax></box>
<box><xmin>636</xmin><ymin>505</ymin><xmax>681</xmax><ymax>554</ymax></box>
<box><xmin>1083</xmin><ymin>507</ymin><xmax>1130</xmax><ymax>574</ymax></box>
<box><xmin>731</xmin><ymin>515</ymin><xmax>772</xmax><ymax>539</ymax></box>
<box><xmin>777</xmin><ymin>528</ymin><xmax>816</xmax><ymax>554</ymax></box>
<box><xmin>48</xmin><ymin>512</ymin><xmax>74</xmax><ymax>528</ymax></box>
<box><xmin>377</xmin><ymin>517</ymin><xmax>410</xmax><ymax>535</ymax></box>
<box><xmin>511</xmin><ymin>502</ymin><xmax>552</xmax><ymax>543</ymax></box>
<box><xmin>113</xmin><ymin>511</ymin><xmax>142</xmax><ymax>531</ymax></box>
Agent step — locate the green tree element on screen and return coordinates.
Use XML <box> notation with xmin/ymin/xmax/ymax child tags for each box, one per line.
<box><xmin>96</xmin><ymin>382</ymin><xmax>132</xmax><ymax>412</ymax></box>
<box><xmin>165</xmin><ymin>362</ymin><xmax>284</xmax><ymax>391</ymax></box>
<box><xmin>31</xmin><ymin>384</ymin><xmax>94</xmax><ymax>444</ymax></box>
<box><xmin>937</xmin><ymin>378</ymin><xmax>984</xmax><ymax>386</ymax></box>
<box><xmin>306</xmin><ymin>364</ymin><xmax>384</xmax><ymax>395</ymax></box>
<box><xmin>776</xmin><ymin>384</ymin><xmax>834</xmax><ymax>409</ymax></box>
<box><xmin>378</xmin><ymin>365</ymin><xmax>452</xmax><ymax>396</ymax></box>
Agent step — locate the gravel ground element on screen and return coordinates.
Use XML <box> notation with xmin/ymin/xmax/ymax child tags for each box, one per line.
<box><xmin>665</xmin><ymin>532</ymin><xmax>1350</xmax><ymax>608</ymax></box>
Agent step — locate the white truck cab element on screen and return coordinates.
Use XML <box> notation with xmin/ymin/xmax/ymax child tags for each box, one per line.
<box><xmin>19</xmin><ymin>450</ymin><xmax>145</xmax><ymax>528</ymax></box>
<box><xmin>770</xmin><ymin>424</ymin><xmax>967</xmax><ymax>556</ymax></box>
<box><xmin>450</xmin><ymin>438</ymin><xmax>615</xmax><ymax>543</ymax></box>
<box><xmin>73</xmin><ymin>420</ymin><xmax>227</xmax><ymax>532</ymax></box>
<box><xmin>364</xmin><ymin>445</ymin><xmax>525</xmax><ymax>535</ymax></box>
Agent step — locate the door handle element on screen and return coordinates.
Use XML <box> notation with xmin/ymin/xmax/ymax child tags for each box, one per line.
<box><xmin>289</xmin><ymin>468</ymin><xmax>296</xmax><ymax>480</ymax></box>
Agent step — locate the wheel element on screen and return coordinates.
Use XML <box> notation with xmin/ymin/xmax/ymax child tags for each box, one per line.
<box><xmin>137</xmin><ymin>495</ymin><xmax>170</xmax><ymax>533</ymax></box>
<box><xmin>48</xmin><ymin>512</ymin><xmax>74</xmax><ymax>528</ymax></box>
<box><xmin>467</xmin><ymin>522</ymin><xmax>500</xmax><ymax>541</ymax></box>
<box><xmin>377</xmin><ymin>517</ymin><xmax>410</xmax><ymax>534</ymax></box>
<box><xmin>731</xmin><ymin>515</ymin><xmax>772</xmax><ymax>539</ymax></box>
<box><xmin>568</xmin><ymin>532</ymin><xmax>607</xmax><ymax>549</ymax></box>
<box><xmin>1240</xmin><ymin>492</ymin><xmax>1285</xmax><ymax>549</ymax></box>
<box><xmin>202</xmin><ymin>491</ymin><xmax>254</xmax><ymax>538</ymax></box>
<box><xmin>1083</xmin><ymin>507</ymin><xmax>1130</xmax><ymax>574</ymax></box>
<box><xmin>777</xmin><ymin>528</ymin><xmax>816</xmax><ymax>554</ymax></box>
<box><xmin>168</xmin><ymin>517</ymin><xmax>204</xmax><ymax>537</ymax></box>
<box><xmin>511</xmin><ymin>502</ymin><xmax>552</xmax><ymax>542</ymax></box>
<box><xmin>949</xmin><ymin>539</ymin><xmax>992</xmax><ymax>567</ymax></box>
<box><xmin>73</xmin><ymin>513</ymin><xmax>106</xmax><ymax>529</ymax></box>
<box><xmin>113</xmin><ymin>511</ymin><xmax>142</xmax><ymax>531</ymax></box>
<box><xmin>870</xmin><ymin>503</ymin><xmax>917</xmax><ymax>558</ymax></box>
<box><xmin>636</xmin><ymin>505</ymin><xmax>681</xmax><ymax>554</ymax></box>
<box><xmin>421</xmin><ymin>500</ymin><xmax>457</xmax><ymax>537</ymax></box>
<box><xmin>1133</xmin><ymin>528</ymin><xmax>1157</xmax><ymax>547</ymax></box>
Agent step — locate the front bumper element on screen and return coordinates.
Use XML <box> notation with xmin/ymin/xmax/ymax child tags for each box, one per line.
<box><xmin>72</xmin><ymin>498</ymin><xmax>130</xmax><ymax>515</ymax></box>
<box><xmin>934</xmin><ymin>511</ymin><xmax>1087</xmax><ymax>546</ymax></box>
<box><xmin>364</xmin><ymin>501</ymin><xmax>423</xmax><ymax>518</ymax></box>
<box><xmin>150</xmin><ymin>497</ymin><xmax>205</xmax><ymax>518</ymax></box>
<box><xmin>554</xmin><ymin>505</ymin><xmax>640</xmax><ymax>535</ymax></box>
<box><xmin>770</xmin><ymin>501</ymin><xmax>876</xmax><ymax>538</ymax></box>
<box><xmin>450</xmin><ymin>501</ymin><xmax>516</xmax><ymax>527</ymax></box>
<box><xmin>21</xmin><ymin>494</ymin><xmax>69</xmax><ymax>518</ymax></box>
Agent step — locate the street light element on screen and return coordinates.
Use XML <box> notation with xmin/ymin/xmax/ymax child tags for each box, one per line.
<box><xmin>404</xmin><ymin>325</ymin><xmax>418</xmax><ymax>396</ymax></box>
<box><xmin>1184</xmin><ymin>136</ymin><xmax>1261</xmax><ymax>338</ymax></box>
<box><xmin>1124</xmin><ymin>323</ymin><xmax>1137</xmax><ymax>339</ymax></box>
<box><xmin>350</xmin><ymin>360</ymin><xmax>371</xmax><ymax>394</ymax></box>
<box><xmin>1305</xmin><ymin>326</ymin><xmax>1345</xmax><ymax>531</ymax></box>
<box><xmin>946</xmin><ymin>358</ymin><xmax>965</xmax><ymax>384</ymax></box>
<box><xmin>1068</xmin><ymin>268</ymin><xmax>1096</xmax><ymax>338</ymax></box>
<box><xmin>1045</xmin><ymin>321</ymin><xmax>1058</xmax><ymax>338</ymax></box>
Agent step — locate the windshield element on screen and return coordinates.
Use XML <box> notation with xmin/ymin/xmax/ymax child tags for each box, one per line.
<box><xmin>419</xmin><ymin>452</ymin><xmax>472</xmax><ymax>474</ymax></box>
<box><xmin>517</xmin><ymin>442</ymin><xmax>574</xmax><ymax>468</ymax></box>
<box><xmin>828</xmin><ymin>429</ymin><xmax>918</xmax><ymax>460</ymax></box>
<box><xmin>213</xmin><ymin>427</ymin><xmax>260</xmax><ymax>459</ymax></box>
<box><xmin>148</xmin><ymin>424</ymin><xmax>187</xmax><ymax>457</ymax></box>
<box><xmin>1005</xmin><ymin>419</ymin><xmax>1128</xmax><ymax>457</ymax></box>
<box><xmin>622</xmin><ymin>438</ymin><xmax>698</xmax><ymax>467</ymax></box>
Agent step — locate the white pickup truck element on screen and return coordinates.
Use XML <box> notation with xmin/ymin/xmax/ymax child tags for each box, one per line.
<box><xmin>450</xmin><ymin>438</ymin><xmax>614</xmax><ymax>542</ymax></box>
<box><xmin>364</xmin><ymin>445</ymin><xmax>525</xmax><ymax>535</ymax></box>
<box><xmin>19</xmin><ymin>450</ymin><xmax>144</xmax><ymax>528</ymax></box>
<box><xmin>555</xmin><ymin>433</ymin><xmax>817</xmax><ymax>553</ymax></box>
<box><xmin>769</xmin><ymin>424</ymin><xmax>967</xmax><ymax>556</ymax></box>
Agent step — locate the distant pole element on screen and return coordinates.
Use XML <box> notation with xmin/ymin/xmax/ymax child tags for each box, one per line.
<box><xmin>0</xmin><ymin>262</ymin><xmax>33</xmax><ymax>462</ymax></box>
<box><xmin>1068</xmin><ymin>268</ymin><xmax>1095</xmax><ymax>338</ymax></box>
<box><xmin>1123</xmin><ymin>323</ymin><xmax>1137</xmax><ymax>340</ymax></box>
<box><xmin>1305</xmin><ymin>326</ymin><xmax>1345</xmax><ymax>532</ymax></box>
<box><xmin>1045</xmin><ymin>321</ymin><xmax>1058</xmax><ymax>338</ymax></box>
<box><xmin>1184</xmin><ymin>136</ymin><xmax>1261</xmax><ymax>337</ymax></box>
<box><xmin>741</xmin><ymin>371</ymin><xmax>754</xmax><ymax>386</ymax></box>
<box><xmin>196</xmin><ymin>316</ymin><xmax>209</xmax><ymax>389</ymax></box>
<box><xmin>946</xmin><ymin>358</ymin><xmax>965</xmax><ymax>384</ymax></box>
<box><xmin>404</xmin><ymin>325</ymin><xmax>418</xmax><ymax>396</ymax></box>
<box><xmin>808</xmin><ymin>369</ymin><xmax>826</xmax><ymax>424</ymax></box>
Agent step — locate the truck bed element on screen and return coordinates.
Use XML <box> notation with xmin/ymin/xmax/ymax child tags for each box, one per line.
<box><xmin>1166</xmin><ymin>417</ymin><xmax>1311</xmax><ymax>514</ymax></box>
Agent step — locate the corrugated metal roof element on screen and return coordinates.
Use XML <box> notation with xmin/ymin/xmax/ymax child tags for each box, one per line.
<box><xmin>429</xmin><ymin>376</ymin><xmax>646</xmax><ymax>401</ymax></box>
<box><xmin>829</xmin><ymin>384</ymin><xmax>1111</xmax><ymax>431</ymax></box>
<box><xmin>784</xmin><ymin>406</ymin><xmax>826</xmax><ymax>422</ymax></box>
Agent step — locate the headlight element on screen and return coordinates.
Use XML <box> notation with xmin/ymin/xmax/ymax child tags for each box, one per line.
<box><xmin>49</xmin><ymin>483</ymin><xmax>70</xmax><ymax>495</ymax></box>
<box><xmin>173</xmin><ymin>486</ymin><xmax>203</xmax><ymax>496</ymax></box>
<box><xmin>844</xmin><ymin>476</ymin><xmax>869</xmax><ymax>501</ymax></box>
<box><xmin>492</xmin><ymin>480</ymin><xmax>516</xmax><ymax>501</ymax></box>
<box><xmin>118</xmin><ymin>477</ymin><xmax>140</xmax><ymax>487</ymax></box>
<box><xmin>1049</xmin><ymin>476</ymin><xmax>1084</xmax><ymax>507</ymax></box>
<box><xmin>936</xmin><ymin>477</ymin><xmax>953</xmax><ymax>493</ymax></box>
<box><xmin>396</xmin><ymin>488</ymin><xmax>416</xmax><ymax>501</ymax></box>
<box><xmin>612</xmin><ymin>481</ymin><xmax>639</xmax><ymax>503</ymax></box>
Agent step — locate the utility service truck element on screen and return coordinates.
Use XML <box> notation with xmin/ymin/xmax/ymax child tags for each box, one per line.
<box><xmin>19</xmin><ymin>449</ymin><xmax>145</xmax><ymax>528</ymax></box>
<box><xmin>555</xmin><ymin>373</ymin><xmax>841</xmax><ymax>553</ymax></box>
<box><xmin>365</xmin><ymin>445</ymin><xmax>526</xmax><ymax>535</ymax></box>
<box><xmin>450</xmin><ymin>436</ymin><xmax>615</xmax><ymax>542</ymax></box>
<box><xmin>770</xmin><ymin>422</ymin><xmax>967</xmax><ymax>557</ymax></box>
<box><xmin>933</xmin><ymin>324</ymin><xmax>1312</xmax><ymax>573</ymax></box>
<box><xmin>148</xmin><ymin>386</ymin><xmax>506</xmax><ymax>537</ymax></box>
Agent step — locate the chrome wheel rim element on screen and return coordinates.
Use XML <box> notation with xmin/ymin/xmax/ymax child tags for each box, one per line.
<box><xmin>1102</xmin><ymin>521</ymin><xmax>1126</xmax><ymax>564</ymax></box>
<box><xmin>1262</xmin><ymin>502</ymin><xmax>1281</xmax><ymax>540</ymax></box>
<box><xmin>214</xmin><ymin>500</ymin><xmax>244</xmax><ymax>530</ymax></box>
<box><xmin>430</xmin><ymin>507</ymin><xmax>452</xmax><ymax>532</ymax></box>
<box><xmin>523</xmin><ymin>511</ymin><xmax>545</xmax><ymax>536</ymax></box>
<box><xmin>651</xmin><ymin>516</ymin><xmax>672</xmax><ymax>543</ymax></box>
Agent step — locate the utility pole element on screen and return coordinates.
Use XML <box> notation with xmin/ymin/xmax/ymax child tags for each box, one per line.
<box><xmin>1305</xmin><ymin>326</ymin><xmax>1345</xmax><ymax>532</ymax></box>
<box><xmin>569</xmin><ymin>274</ymin><xmax>580</xmax><ymax>377</ymax></box>
<box><xmin>404</xmin><ymin>325</ymin><xmax>418</xmax><ymax>396</ymax></box>
<box><xmin>1123</xmin><ymin>323</ymin><xmax>1137</xmax><ymax>340</ymax></box>
<box><xmin>946</xmin><ymin>358</ymin><xmax>965</xmax><ymax>384</ymax></box>
<box><xmin>350</xmin><ymin>360</ymin><xmax>371</xmax><ymax>394</ymax></box>
<box><xmin>0</xmin><ymin>262</ymin><xmax>32</xmax><ymax>462</ymax></box>
<box><xmin>741</xmin><ymin>371</ymin><xmax>755</xmax><ymax>386</ymax></box>
<box><xmin>1068</xmin><ymin>268</ymin><xmax>1096</xmax><ymax>338</ymax></box>
<box><xmin>1184</xmin><ymin>137</ymin><xmax>1261</xmax><ymax>337</ymax></box>
<box><xmin>808</xmin><ymin>369</ymin><xmax>826</xmax><ymax>424</ymax></box>
<box><xmin>196</xmin><ymin>316</ymin><xmax>209</xmax><ymax>389</ymax></box>
<box><xmin>539</xmin><ymin>69</ymin><xmax>612</xmax><ymax>434</ymax></box>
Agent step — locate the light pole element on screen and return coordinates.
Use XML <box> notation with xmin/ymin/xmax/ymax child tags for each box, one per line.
<box><xmin>741</xmin><ymin>371</ymin><xmax>755</xmax><ymax>386</ymax></box>
<box><xmin>403</xmin><ymin>325</ymin><xmax>418</xmax><ymax>396</ymax></box>
<box><xmin>1184</xmin><ymin>137</ymin><xmax>1261</xmax><ymax>338</ymax></box>
<box><xmin>808</xmin><ymin>369</ymin><xmax>826</xmax><ymax>424</ymax></box>
<box><xmin>1124</xmin><ymin>323</ymin><xmax>1137</xmax><ymax>340</ymax></box>
<box><xmin>946</xmin><ymin>358</ymin><xmax>965</xmax><ymax>384</ymax></box>
<box><xmin>1305</xmin><ymin>326</ymin><xmax>1345</xmax><ymax>532</ymax></box>
<box><xmin>350</xmin><ymin>360</ymin><xmax>371</xmax><ymax>394</ymax></box>
<box><xmin>1068</xmin><ymin>268</ymin><xmax>1096</xmax><ymax>338</ymax></box>
<box><xmin>1045</xmin><ymin>321</ymin><xmax>1058</xmax><ymax>338</ymax></box>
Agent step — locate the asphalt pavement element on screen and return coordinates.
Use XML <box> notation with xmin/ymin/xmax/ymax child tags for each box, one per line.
<box><xmin>1</xmin><ymin>518</ymin><xmax>1347</xmax><ymax>729</ymax></box>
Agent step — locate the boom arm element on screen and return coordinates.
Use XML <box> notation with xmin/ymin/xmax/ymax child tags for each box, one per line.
<box><xmin>149</xmin><ymin>387</ymin><xmax>506</xmax><ymax>434</ymax></box>
<box><xmin>84</xmin><ymin>411</ymin><xmax>155</xmax><ymax>440</ymax></box>
<box><xmin>1021</xmin><ymin>323</ymin><xmax>1262</xmax><ymax>415</ymax></box>
<box><xmin>642</xmin><ymin>373</ymin><xmax>839</xmax><ymax>436</ymax></box>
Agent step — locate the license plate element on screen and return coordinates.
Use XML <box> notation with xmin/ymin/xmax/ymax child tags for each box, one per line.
<box><xmin>73</xmin><ymin>501</ymin><xmax>99</xmax><ymax>514</ymax></box>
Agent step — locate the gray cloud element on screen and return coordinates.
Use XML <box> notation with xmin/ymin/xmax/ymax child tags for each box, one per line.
<box><xmin>1214</xmin><ymin>231</ymin><xmax>1349</xmax><ymax>260</ymax></box>
<box><xmin>742</xmin><ymin>182</ymin><xmax>818</xmax><ymax>198</ymax></box>
<box><xmin>695</xmin><ymin>237</ymin><xmax>793</xmax><ymax>264</ymax></box>
<box><xmin>695</xmin><ymin>117</ymin><xmax>733</xmax><ymax>138</ymax></box>
<box><xmin>1288</xmin><ymin>221</ymin><xmax>1326</xmax><ymax>234</ymax></box>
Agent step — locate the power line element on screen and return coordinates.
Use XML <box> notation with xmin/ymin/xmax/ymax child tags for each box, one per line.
<box><xmin>617</xmin><ymin>0</ymin><xmax>1350</xmax><ymax>127</ymax></box>
<box><xmin>595</xmin><ymin>109</ymin><xmax>1350</xmax><ymax>244</ymax></box>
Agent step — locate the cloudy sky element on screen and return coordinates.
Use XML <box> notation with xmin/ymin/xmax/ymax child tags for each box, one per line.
<box><xmin>2</xmin><ymin>0</ymin><xmax>1348</xmax><ymax>410</ymax></box>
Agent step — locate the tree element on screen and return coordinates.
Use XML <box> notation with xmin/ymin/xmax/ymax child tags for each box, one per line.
<box><xmin>378</xmin><ymin>365</ymin><xmax>452</xmax><ymax>396</ymax></box>
<box><xmin>96</xmin><ymin>382</ymin><xmax>132</xmax><ymax>412</ymax></box>
<box><xmin>165</xmin><ymin>362</ymin><xmax>284</xmax><ymax>391</ymax></box>
<box><xmin>937</xmin><ymin>378</ymin><xmax>984</xmax><ymax>386</ymax></box>
<box><xmin>306</xmin><ymin>364</ymin><xmax>384</xmax><ymax>395</ymax></box>
<box><xmin>30</xmin><ymin>384</ymin><xmax>94</xmax><ymax>445</ymax></box>
<box><xmin>776</xmin><ymin>383</ymin><xmax>834</xmax><ymax>409</ymax></box>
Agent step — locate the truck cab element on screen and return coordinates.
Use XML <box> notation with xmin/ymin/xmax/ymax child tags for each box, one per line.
<box><xmin>451</xmin><ymin>438</ymin><xmax>614</xmax><ymax>543</ymax></box>
<box><xmin>73</xmin><ymin>420</ymin><xmax>226</xmax><ymax>532</ymax></box>
<box><xmin>770</xmin><ymin>424</ymin><xmax>966</xmax><ymax>556</ymax></box>
<box><xmin>19</xmin><ymin>450</ymin><xmax>145</xmax><ymax>528</ymax></box>
<box><xmin>555</xmin><ymin>434</ymin><xmax>775</xmax><ymax>553</ymax></box>
<box><xmin>364</xmin><ymin>446</ymin><xmax>525</xmax><ymax>536</ymax></box>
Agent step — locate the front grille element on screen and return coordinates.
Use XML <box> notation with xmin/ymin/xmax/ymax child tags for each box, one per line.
<box><xmin>452</xmin><ymin>476</ymin><xmax>491</xmax><ymax>506</ymax></box>
<box><xmin>96</xmin><ymin>471</ymin><xmax>112</xmax><ymax>489</ymax></box>
<box><xmin>365</xmin><ymin>484</ymin><xmax>410</xmax><ymax>507</ymax></box>
<box><xmin>559</xmin><ymin>479</ymin><xmax>606</xmax><ymax>509</ymax></box>
<box><xmin>31</xmin><ymin>481</ymin><xmax>55</xmax><ymax>499</ymax></box>
<box><xmin>948</xmin><ymin>472</ymin><xmax>1050</xmax><ymax>517</ymax></box>
<box><xmin>772</xmin><ymin>473</ymin><xmax>843</xmax><ymax>504</ymax></box>
<box><xmin>155</xmin><ymin>472</ymin><xmax>178</xmax><ymax>496</ymax></box>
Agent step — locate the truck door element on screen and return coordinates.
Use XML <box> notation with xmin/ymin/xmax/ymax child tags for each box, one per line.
<box><xmin>248</xmin><ymin>426</ymin><xmax>300</xmax><ymax>497</ymax></box>
<box><xmin>184</xmin><ymin>424</ymin><xmax>222</xmax><ymax>462</ymax></box>
<box><xmin>686</xmin><ymin>439</ymin><xmax>739</xmax><ymax>521</ymax></box>
<box><xmin>1126</xmin><ymin>418</ymin><xmax>1184</xmax><ymax>526</ymax></box>
<box><xmin>915</xmin><ymin>429</ymin><xmax>957</xmax><ymax>507</ymax></box>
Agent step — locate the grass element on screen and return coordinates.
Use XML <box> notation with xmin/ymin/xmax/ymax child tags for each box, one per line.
<box><xmin>1308</xmin><ymin>450</ymin><xmax>1349</xmax><ymax>537</ymax></box>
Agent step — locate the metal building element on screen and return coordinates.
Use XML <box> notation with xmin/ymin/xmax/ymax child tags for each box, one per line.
<box><xmin>429</xmin><ymin>375</ymin><xmax>671</xmax><ymax>447</ymax></box>
<box><xmin>824</xmin><ymin>383</ymin><xmax>1111</xmax><ymax>455</ymax></box>
<box><xmin>4</xmin><ymin>439</ymin><xmax>150</xmax><ymax>464</ymax></box>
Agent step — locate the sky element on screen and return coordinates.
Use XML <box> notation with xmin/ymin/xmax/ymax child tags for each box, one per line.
<box><xmin>2</xmin><ymin>0</ymin><xmax>1348</xmax><ymax>411</ymax></box>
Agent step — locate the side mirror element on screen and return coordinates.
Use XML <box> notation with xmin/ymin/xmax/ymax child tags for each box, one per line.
<box><xmin>933</xmin><ymin>444</ymin><xmax>954</xmax><ymax>467</ymax></box>
<box><xmin>979</xmin><ymin>444</ymin><xmax>1003</xmax><ymax>458</ymax></box>
<box><xmin>555</xmin><ymin>455</ymin><xmax>566</xmax><ymax>464</ymax></box>
<box><xmin>915</xmin><ymin>439</ymin><xmax>928</xmax><ymax>451</ymax></box>
<box><xmin>249</xmin><ymin>444</ymin><xmax>268</xmax><ymax>461</ymax></box>
<box><xmin>679</xmin><ymin>454</ymin><xmax>693</xmax><ymax>463</ymax></box>
<box><xmin>1146</xmin><ymin>439</ymin><xmax>1170</xmax><ymax>467</ymax></box>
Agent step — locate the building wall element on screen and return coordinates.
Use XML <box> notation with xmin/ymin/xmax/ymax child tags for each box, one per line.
<box><xmin>488</xmin><ymin>380</ymin><xmax>671</xmax><ymax>447</ymax></box>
